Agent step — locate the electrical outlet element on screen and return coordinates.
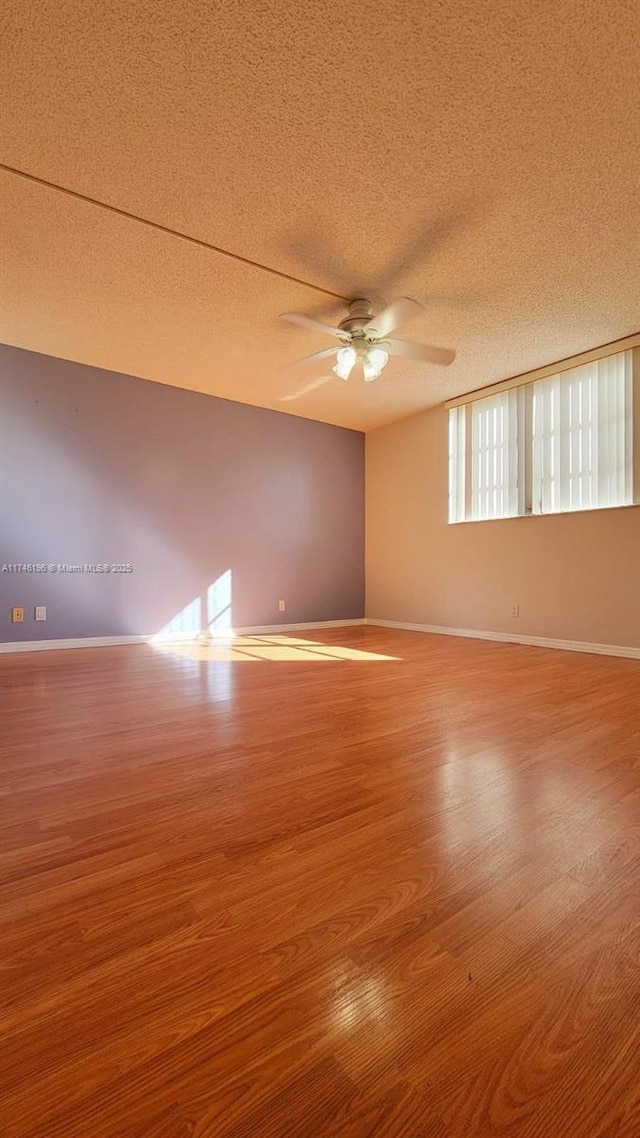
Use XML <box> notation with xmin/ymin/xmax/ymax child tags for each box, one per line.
<box><xmin>11</xmin><ymin>607</ymin><xmax>24</xmax><ymax>623</ymax></box>
<box><xmin>277</xmin><ymin>600</ymin><xmax>286</xmax><ymax>613</ymax></box>
<box><xmin>35</xmin><ymin>606</ymin><xmax>47</xmax><ymax>621</ymax></box>
<box><xmin>511</xmin><ymin>603</ymin><xmax>520</xmax><ymax>618</ymax></box>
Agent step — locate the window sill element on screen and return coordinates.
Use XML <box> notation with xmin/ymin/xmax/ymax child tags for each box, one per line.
<box><xmin>448</xmin><ymin>501</ymin><xmax>640</xmax><ymax>526</ymax></box>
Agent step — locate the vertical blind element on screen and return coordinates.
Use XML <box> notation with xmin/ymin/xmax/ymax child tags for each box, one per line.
<box><xmin>532</xmin><ymin>352</ymin><xmax>633</xmax><ymax>514</ymax></box>
<box><xmin>449</xmin><ymin>349</ymin><xmax>635</xmax><ymax>523</ymax></box>
<box><xmin>471</xmin><ymin>390</ymin><xmax>521</xmax><ymax>520</ymax></box>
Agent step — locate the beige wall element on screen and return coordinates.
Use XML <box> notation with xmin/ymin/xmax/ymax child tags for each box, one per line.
<box><xmin>366</xmin><ymin>404</ymin><xmax>640</xmax><ymax>649</ymax></box>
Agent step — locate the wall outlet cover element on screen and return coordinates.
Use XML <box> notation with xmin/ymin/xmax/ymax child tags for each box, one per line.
<box><xmin>35</xmin><ymin>606</ymin><xmax>47</xmax><ymax>621</ymax></box>
<box><xmin>11</xmin><ymin>607</ymin><xmax>24</xmax><ymax>623</ymax></box>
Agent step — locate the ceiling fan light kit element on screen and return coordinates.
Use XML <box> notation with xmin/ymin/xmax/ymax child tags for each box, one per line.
<box><xmin>281</xmin><ymin>297</ymin><xmax>456</xmax><ymax>396</ymax></box>
<box><xmin>363</xmin><ymin>346</ymin><xmax>389</xmax><ymax>382</ymax></box>
<box><xmin>333</xmin><ymin>345</ymin><xmax>357</xmax><ymax>380</ymax></box>
<box><xmin>332</xmin><ymin>343</ymin><xmax>390</xmax><ymax>382</ymax></box>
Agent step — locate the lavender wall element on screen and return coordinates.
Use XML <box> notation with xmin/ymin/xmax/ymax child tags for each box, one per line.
<box><xmin>0</xmin><ymin>345</ymin><xmax>364</xmax><ymax>642</ymax></box>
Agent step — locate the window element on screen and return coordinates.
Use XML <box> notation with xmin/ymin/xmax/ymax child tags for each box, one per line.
<box><xmin>532</xmin><ymin>353</ymin><xmax>633</xmax><ymax>514</ymax></box>
<box><xmin>448</xmin><ymin>349</ymin><xmax>637</xmax><ymax>523</ymax></box>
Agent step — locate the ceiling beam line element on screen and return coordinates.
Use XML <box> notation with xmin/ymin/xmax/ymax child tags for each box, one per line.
<box><xmin>0</xmin><ymin>161</ymin><xmax>349</xmax><ymax>302</ymax></box>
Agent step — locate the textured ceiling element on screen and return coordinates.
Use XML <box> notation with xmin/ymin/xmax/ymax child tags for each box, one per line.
<box><xmin>0</xmin><ymin>0</ymin><xmax>638</xmax><ymax>431</ymax></box>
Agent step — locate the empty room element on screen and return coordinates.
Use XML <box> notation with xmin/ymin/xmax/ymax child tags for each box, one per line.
<box><xmin>1</xmin><ymin>2</ymin><xmax>639</xmax><ymax>1136</ymax></box>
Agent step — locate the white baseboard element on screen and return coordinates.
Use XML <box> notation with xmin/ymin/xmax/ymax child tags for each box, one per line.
<box><xmin>0</xmin><ymin>619</ymin><xmax>366</xmax><ymax>654</ymax></box>
<box><xmin>0</xmin><ymin>635</ymin><xmax>150</xmax><ymax>654</ymax></box>
<box><xmin>365</xmin><ymin>619</ymin><xmax>640</xmax><ymax>660</ymax></box>
<box><xmin>225</xmin><ymin>618</ymin><xmax>366</xmax><ymax>636</ymax></box>
<box><xmin>3</xmin><ymin>618</ymin><xmax>636</xmax><ymax>660</ymax></box>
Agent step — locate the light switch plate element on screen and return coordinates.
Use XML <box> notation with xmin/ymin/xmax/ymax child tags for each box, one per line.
<box><xmin>35</xmin><ymin>606</ymin><xmax>47</xmax><ymax>621</ymax></box>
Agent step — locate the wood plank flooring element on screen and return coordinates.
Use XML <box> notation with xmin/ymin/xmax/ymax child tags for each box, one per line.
<box><xmin>1</xmin><ymin>627</ymin><xmax>639</xmax><ymax>1137</ymax></box>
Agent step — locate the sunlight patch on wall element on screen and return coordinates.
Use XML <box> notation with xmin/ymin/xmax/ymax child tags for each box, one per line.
<box><xmin>153</xmin><ymin>595</ymin><xmax>202</xmax><ymax>639</ymax></box>
<box><xmin>151</xmin><ymin>571</ymin><xmax>233</xmax><ymax>641</ymax></box>
<box><xmin>208</xmin><ymin>570</ymin><xmax>232</xmax><ymax>632</ymax></box>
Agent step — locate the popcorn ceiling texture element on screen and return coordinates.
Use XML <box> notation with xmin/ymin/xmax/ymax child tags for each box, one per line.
<box><xmin>0</xmin><ymin>0</ymin><xmax>638</xmax><ymax>430</ymax></box>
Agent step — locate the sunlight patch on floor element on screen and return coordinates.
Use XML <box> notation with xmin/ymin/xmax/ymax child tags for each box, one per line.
<box><xmin>152</xmin><ymin>634</ymin><xmax>398</xmax><ymax>662</ymax></box>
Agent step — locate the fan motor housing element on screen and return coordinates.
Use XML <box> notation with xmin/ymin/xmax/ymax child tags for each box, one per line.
<box><xmin>338</xmin><ymin>298</ymin><xmax>374</xmax><ymax>337</ymax></box>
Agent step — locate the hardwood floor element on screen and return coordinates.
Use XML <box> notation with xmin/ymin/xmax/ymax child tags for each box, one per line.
<box><xmin>1</xmin><ymin>627</ymin><xmax>638</xmax><ymax>1137</ymax></box>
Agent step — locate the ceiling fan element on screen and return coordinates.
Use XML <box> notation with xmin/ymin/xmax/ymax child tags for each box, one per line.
<box><xmin>280</xmin><ymin>297</ymin><xmax>456</xmax><ymax>389</ymax></box>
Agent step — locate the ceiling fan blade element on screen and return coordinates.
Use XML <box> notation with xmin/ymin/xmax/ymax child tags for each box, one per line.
<box><xmin>280</xmin><ymin>345</ymin><xmax>339</xmax><ymax>372</ymax></box>
<box><xmin>280</xmin><ymin>312</ymin><xmax>342</xmax><ymax>338</ymax></box>
<box><xmin>281</xmin><ymin>376</ymin><xmax>333</xmax><ymax>402</ymax></box>
<box><xmin>386</xmin><ymin>338</ymin><xmax>456</xmax><ymax>367</ymax></box>
<box><xmin>364</xmin><ymin>297</ymin><xmax>424</xmax><ymax>339</ymax></box>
